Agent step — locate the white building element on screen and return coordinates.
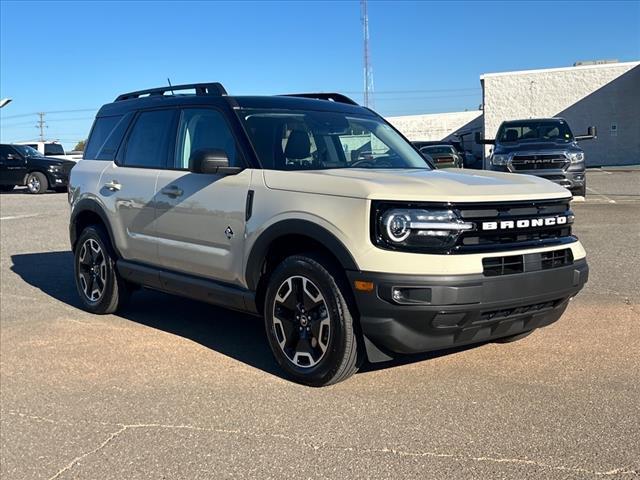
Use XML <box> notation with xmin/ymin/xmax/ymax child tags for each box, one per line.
<box><xmin>387</xmin><ymin>61</ymin><xmax>640</xmax><ymax>167</ymax></box>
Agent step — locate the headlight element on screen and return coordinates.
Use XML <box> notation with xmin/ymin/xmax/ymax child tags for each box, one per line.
<box><xmin>374</xmin><ymin>205</ymin><xmax>474</xmax><ymax>253</ymax></box>
<box><xmin>568</xmin><ymin>152</ymin><xmax>584</xmax><ymax>163</ymax></box>
<box><xmin>490</xmin><ymin>154</ymin><xmax>509</xmax><ymax>166</ymax></box>
<box><xmin>48</xmin><ymin>165</ymin><xmax>62</xmax><ymax>172</ymax></box>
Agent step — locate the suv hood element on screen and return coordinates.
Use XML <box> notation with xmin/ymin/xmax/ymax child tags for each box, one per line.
<box><xmin>263</xmin><ymin>168</ymin><xmax>571</xmax><ymax>202</ymax></box>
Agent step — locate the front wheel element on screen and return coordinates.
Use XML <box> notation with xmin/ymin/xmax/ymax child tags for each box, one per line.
<box><xmin>264</xmin><ymin>254</ymin><xmax>361</xmax><ymax>386</ymax></box>
<box><xmin>26</xmin><ymin>172</ymin><xmax>48</xmax><ymax>194</ymax></box>
<box><xmin>74</xmin><ymin>225</ymin><xmax>130</xmax><ymax>314</ymax></box>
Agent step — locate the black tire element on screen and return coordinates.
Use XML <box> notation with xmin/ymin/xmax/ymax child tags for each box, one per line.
<box><xmin>495</xmin><ymin>330</ymin><xmax>534</xmax><ymax>344</ymax></box>
<box><xmin>264</xmin><ymin>254</ymin><xmax>362</xmax><ymax>386</ymax></box>
<box><xmin>74</xmin><ymin>224</ymin><xmax>130</xmax><ymax>314</ymax></box>
<box><xmin>0</xmin><ymin>185</ymin><xmax>14</xmax><ymax>192</ymax></box>
<box><xmin>26</xmin><ymin>172</ymin><xmax>48</xmax><ymax>194</ymax></box>
<box><xmin>574</xmin><ymin>183</ymin><xmax>586</xmax><ymax>198</ymax></box>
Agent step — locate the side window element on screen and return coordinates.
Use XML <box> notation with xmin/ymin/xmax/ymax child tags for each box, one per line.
<box><xmin>95</xmin><ymin>113</ymin><xmax>133</xmax><ymax>160</ymax></box>
<box><xmin>84</xmin><ymin>116</ymin><xmax>122</xmax><ymax>160</ymax></box>
<box><xmin>123</xmin><ymin>110</ymin><xmax>176</xmax><ymax>168</ymax></box>
<box><xmin>175</xmin><ymin>108</ymin><xmax>238</xmax><ymax>169</ymax></box>
<box><xmin>0</xmin><ymin>145</ymin><xmax>15</xmax><ymax>161</ymax></box>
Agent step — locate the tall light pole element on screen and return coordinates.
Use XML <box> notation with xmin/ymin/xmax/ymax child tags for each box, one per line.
<box><xmin>0</xmin><ymin>98</ymin><xmax>12</xmax><ymax>108</ymax></box>
<box><xmin>360</xmin><ymin>0</ymin><xmax>374</xmax><ymax>109</ymax></box>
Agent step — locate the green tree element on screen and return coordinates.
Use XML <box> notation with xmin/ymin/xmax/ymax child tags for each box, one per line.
<box><xmin>74</xmin><ymin>140</ymin><xmax>86</xmax><ymax>151</ymax></box>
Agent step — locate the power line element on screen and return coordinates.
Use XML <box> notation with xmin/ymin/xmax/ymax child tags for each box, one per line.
<box><xmin>1</xmin><ymin>108</ymin><xmax>97</xmax><ymax>120</ymax></box>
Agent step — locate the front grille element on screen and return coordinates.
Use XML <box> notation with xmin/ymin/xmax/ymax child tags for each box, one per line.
<box><xmin>455</xmin><ymin>199</ymin><xmax>575</xmax><ymax>253</ymax></box>
<box><xmin>483</xmin><ymin>248</ymin><xmax>573</xmax><ymax>276</ymax></box>
<box><xmin>511</xmin><ymin>154</ymin><xmax>567</xmax><ymax>171</ymax></box>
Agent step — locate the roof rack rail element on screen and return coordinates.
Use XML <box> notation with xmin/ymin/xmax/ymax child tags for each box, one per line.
<box><xmin>280</xmin><ymin>93</ymin><xmax>359</xmax><ymax>106</ymax></box>
<box><xmin>115</xmin><ymin>82</ymin><xmax>227</xmax><ymax>101</ymax></box>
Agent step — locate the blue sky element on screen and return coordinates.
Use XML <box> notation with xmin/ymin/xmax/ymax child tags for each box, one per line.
<box><xmin>1</xmin><ymin>0</ymin><xmax>639</xmax><ymax>149</ymax></box>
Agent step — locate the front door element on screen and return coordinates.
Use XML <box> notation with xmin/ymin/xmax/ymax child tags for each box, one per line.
<box><xmin>0</xmin><ymin>145</ymin><xmax>27</xmax><ymax>185</ymax></box>
<box><xmin>154</xmin><ymin>108</ymin><xmax>250</xmax><ymax>286</ymax></box>
<box><xmin>99</xmin><ymin>108</ymin><xmax>177</xmax><ymax>266</ymax></box>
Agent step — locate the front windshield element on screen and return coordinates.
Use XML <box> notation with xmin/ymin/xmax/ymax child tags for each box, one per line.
<box><xmin>239</xmin><ymin>109</ymin><xmax>430</xmax><ymax>170</ymax></box>
<box><xmin>497</xmin><ymin>120</ymin><xmax>573</xmax><ymax>143</ymax></box>
<box><xmin>13</xmin><ymin>145</ymin><xmax>41</xmax><ymax>157</ymax></box>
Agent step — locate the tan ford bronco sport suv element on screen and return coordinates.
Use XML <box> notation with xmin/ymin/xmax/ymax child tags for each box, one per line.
<box><xmin>69</xmin><ymin>83</ymin><xmax>588</xmax><ymax>386</ymax></box>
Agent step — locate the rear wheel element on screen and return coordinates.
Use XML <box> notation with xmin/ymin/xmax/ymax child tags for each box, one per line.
<box><xmin>74</xmin><ymin>225</ymin><xmax>130</xmax><ymax>314</ymax></box>
<box><xmin>26</xmin><ymin>172</ymin><xmax>48</xmax><ymax>194</ymax></box>
<box><xmin>264</xmin><ymin>254</ymin><xmax>361</xmax><ymax>386</ymax></box>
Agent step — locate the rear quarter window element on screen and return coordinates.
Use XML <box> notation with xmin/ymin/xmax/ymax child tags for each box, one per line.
<box><xmin>84</xmin><ymin>115</ymin><xmax>123</xmax><ymax>160</ymax></box>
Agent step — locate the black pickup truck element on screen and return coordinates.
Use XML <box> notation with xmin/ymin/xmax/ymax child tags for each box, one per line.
<box><xmin>0</xmin><ymin>144</ymin><xmax>75</xmax><ymax>194</ymax></box>
<box><xmin>477</xmin><ymin>118</ymin><xmax>596</xmax><ymax>197</ymax></box>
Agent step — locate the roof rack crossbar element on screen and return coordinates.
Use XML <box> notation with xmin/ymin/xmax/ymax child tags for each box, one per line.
<box><xmin>115</xmin><ymin>82</ymin><xmax>227</xmax><ymax>101</ymax></box>
<box><xmin>280</xmin><ymin>93</ymin><xmax>359</xmax><ymax>106</ymax></box>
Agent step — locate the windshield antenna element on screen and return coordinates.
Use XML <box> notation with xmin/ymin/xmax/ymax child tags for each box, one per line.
<box><xmin>167</xmin><ymin>78</ymin><xmax>175</xmax><ymax>96</ymax></box>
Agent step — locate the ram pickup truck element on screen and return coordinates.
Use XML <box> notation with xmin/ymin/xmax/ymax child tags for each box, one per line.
<box><xmin>69</xmin><ymin>83</ymin><xmax>589</xmax><ymax>386</ymax></box>
<box><xmin>478</xmin><ymin>118</ymin><xmax>596</xmax><ymax>197</ymax></box>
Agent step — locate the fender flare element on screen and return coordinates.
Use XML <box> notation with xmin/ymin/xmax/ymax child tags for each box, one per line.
<box><xmin>244</xmin><ymin>219</ymin><xmax>359</xmax><ymax>291</ymax></box>
<box><xmin>69</xmin><ymin>198</ymin><xmax>119</xmax><ymax>256</ymax></box>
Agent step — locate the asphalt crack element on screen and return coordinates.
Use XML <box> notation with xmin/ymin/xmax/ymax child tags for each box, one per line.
<box><xmin>4</xmin><ymin>410</ymin><xmax>638</xmax><ymax>478</ymax></box>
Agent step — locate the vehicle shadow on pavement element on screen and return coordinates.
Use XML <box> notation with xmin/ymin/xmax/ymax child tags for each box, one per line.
<box><xmin>10</xmin><ymin>251</ymin><xmax>284</xmax><ymax>379</ymax></box>
<box><xmin>11</xmin><ymin>251</ymin><xmax>481</xmax><ymax>381</ymax></box>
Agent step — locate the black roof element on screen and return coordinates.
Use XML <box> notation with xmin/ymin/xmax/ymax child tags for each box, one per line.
<box><xmin>97</xmin><ymin>82</ymin><xmax>372</xmax><ymax>118</ymax></box>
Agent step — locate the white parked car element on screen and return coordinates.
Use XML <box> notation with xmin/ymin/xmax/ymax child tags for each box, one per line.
<box><xmin>15</xmin><ymin>141</ymin><xmax>77</xmax><ymax>161</ymax></box>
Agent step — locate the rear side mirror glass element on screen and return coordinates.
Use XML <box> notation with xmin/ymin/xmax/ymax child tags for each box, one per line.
<box><xmin>188</xmin><ymin>149</ymin><xmax>242</xmax><ymax>175</ymax></box>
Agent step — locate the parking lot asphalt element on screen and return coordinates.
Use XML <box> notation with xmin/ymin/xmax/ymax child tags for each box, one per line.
<box><xmin>1</xmin><ymin>170</ymin><xmax>639</xmax><ymax>479</ymax></box>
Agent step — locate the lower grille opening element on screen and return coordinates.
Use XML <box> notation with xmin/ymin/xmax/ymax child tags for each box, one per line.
<box><xmin>482</xmin><ymin>255</ymin><xmax>524</xmax><ymax>277</ymax></box>
<box><xmin>483</xmin><ymin>248</ymin><xmax>574</xmax><ymax>276</ymax></box>
<box><xmin>476</xmin><ymin>299</ymin><xmax>563</xmax><ymax>324</ymax></box>
<box><xmin>541</xmin><ymin>248</ymin><xmax>573</xmax><ymax>269</ymax></box>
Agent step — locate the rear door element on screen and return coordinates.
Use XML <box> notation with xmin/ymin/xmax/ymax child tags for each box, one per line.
<box><xmin>154</xmin><ymin>107</ymin><xmax>250</xmax><ymax>286</ymax></box>
<box><xmin>0</xmin><ymin>145</ymin><xmax>27</xmax><ymax>185</ymax></box>
<box><xmin>99</xmin><ymin>109</ymin><xmax>177</xmax><ymax>266</ymax></box>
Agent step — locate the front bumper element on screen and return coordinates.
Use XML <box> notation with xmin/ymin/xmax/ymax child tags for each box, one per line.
<box><xmin>47</xmin><ymin>171</ymin><xmax>70</xmax><ymax>187</ymax></box>
<box><xmin>347</xmin><ymin>259</ymin><xmax>588</xmax><ymax>361</ymax></box>
<box><xmin>491</xmin><ymin>166</ymin><xmax>585</xmax><ymax>193</ymax></box>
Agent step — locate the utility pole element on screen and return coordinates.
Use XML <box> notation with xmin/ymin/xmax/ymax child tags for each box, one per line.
<box><xmin>360</xmin><ymin>0</ymin><xmax>374</xmax><ymax>109</ymax></box>
<box><xmin>36</xmin><ymin>112</ymin><xmax>47</xmax><ymax>141</ymax></box>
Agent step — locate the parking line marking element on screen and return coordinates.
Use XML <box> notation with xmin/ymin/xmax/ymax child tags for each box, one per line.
<box><xmin>586</xmin><ymin>186</ymin><xmax>616</xmax><ymax>204</ymax></box>
<box><xmin>0</xmin><ymin>214</ymin><xmax>42</xmax><ymax>221</ymax></box>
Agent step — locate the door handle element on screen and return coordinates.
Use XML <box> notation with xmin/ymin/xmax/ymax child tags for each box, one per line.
<box><xmin>160</xmin><ymin>185</ymin><xmax>184</xmax><ymax>197</ymax></box>
<box><xmin>104</xmin><ymin>180</ymin><xmax>121</xmax><ymax>191</ymax></box>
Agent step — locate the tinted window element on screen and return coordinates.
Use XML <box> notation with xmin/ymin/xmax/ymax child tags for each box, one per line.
<box><xmin>123</xmin><ymin>110</ymin><xmax>176</xmax><ymax>168</ymax></box>
<box><xmin>497</xmin><ymin>120</ymin><xmax>573</xmax><ymax>143</ymax></box>
<box><xmin>44</xmin><ymin>144</ymin><xmax>65</xmax><ymax>156</ymax></box>
<box><xmin>95</xmin><ymin>113</ymin><xmax>133</xmax><ymax>160</ymax></box>
<box><xmin>0</xmin><ymin>145</ymin><xmax>16</xmax><ymax>160</ymax></box>
<box><xmin>175</xmin><ymin>108</ymin><xmax>237</xmax><ymax>169</ymax></box>
<box><xmin>84</xmin><ymin>116</ymin><xmax>122</xmax><ymax>159</ymax></box>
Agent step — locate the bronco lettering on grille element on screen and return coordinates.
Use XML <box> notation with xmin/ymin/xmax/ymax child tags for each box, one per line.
<box><xmin>482</xmin><ymin>216</ymin><xmax>568</xmax><ymax>231</ymax></box>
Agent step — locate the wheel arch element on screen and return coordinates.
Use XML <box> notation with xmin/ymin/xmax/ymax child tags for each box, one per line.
<box><xmin>245</xmin><ymin>219</ymin><xmax>359</xmax><ymax>314</ymax></box>
<box><xmin>70</xmin><ymin>198</ymin><xmax>119</xmax><ymax>256</ymax></box>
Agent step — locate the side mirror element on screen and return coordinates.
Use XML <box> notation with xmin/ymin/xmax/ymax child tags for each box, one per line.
<box><xmin>475</xmin><ymin>132</ymin><xmax>495</xmax><ymax>145</ymax></box>
<box><xmin>575</xmin><ymin>126</ymin><xmax>597</xmax><ymax>141</ymax></box>
<box><xmin>188</xmin><ymin>149</ymin><xmax>242</xmax><ymax>175</ymax></box>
